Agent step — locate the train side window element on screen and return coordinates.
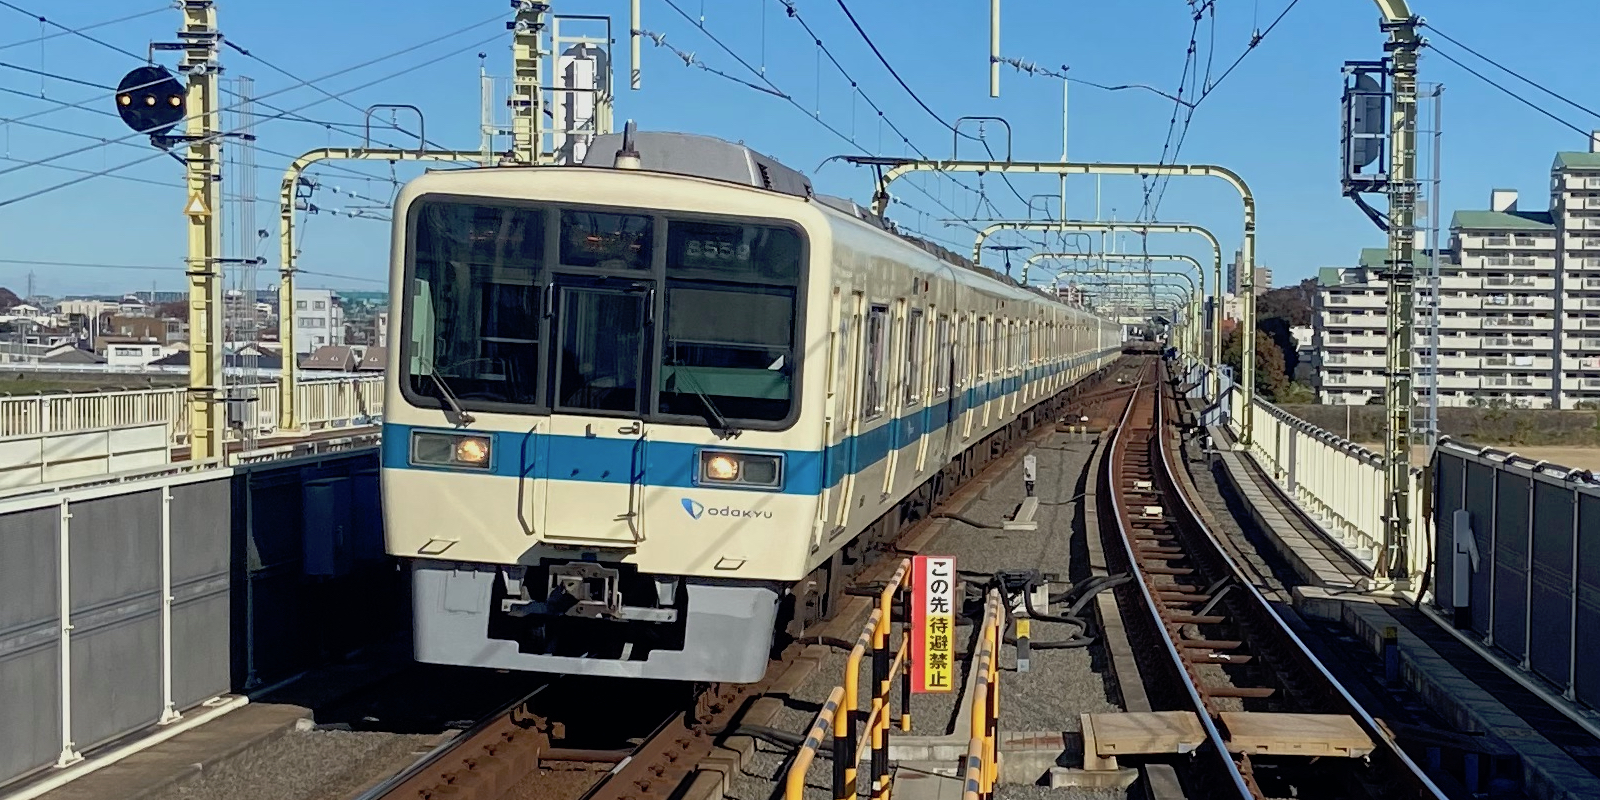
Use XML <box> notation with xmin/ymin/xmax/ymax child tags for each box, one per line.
<box><xmin>862</xmin><ymin>305</ymin><xmax>888</xmax><ymax>419</ymax></box>
<box><xmin>954</xmin><ymin>316</ymin><xmax>968</xmax><ymax>389</ymax></box>
<box><xmin>934</xmin><ymin>314</ymin><xmax>951</xmax><ymax>395</ymax></box>
<box><xmin>975</xmin><ymin>318</ymin><xmax>988</xmax><ymax>383</ymax></box>
<box><xmin>985</xmin><ymin>318</ymin><xmax>998</xmax><ymax>377</ymax></box>
<box><xmin>905</xmin><ymin>307</ymin><xmax>924</xmax><ymax>406</ymax></box>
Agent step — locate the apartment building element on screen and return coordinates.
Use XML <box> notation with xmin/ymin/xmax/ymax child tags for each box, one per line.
<box><xmin>291</xmin><ymin>288</ymin><xmax>344</xmax><ymax>355</ymax></box>
<box><xmin>1226</xmin><ymin>249</ymin><xmax>1273</xmax><ymax>296</ymax></box>
<box><xmin>1314</xmin><ymin>132</ymin><xmax>1600</xmax><ymax>409</ymax></box>
<box><xmin>1549</xmin><ymin>149</ymin><xmax>1600</xmax><ymax>407</ymax></box>
<box><xmin>1313</xmin><ymin>249</ymin><xmax>1426</xmax><ymax>406</ymax></box>
<box><xmin>1445</xmin><ymin>193</ymin><xmax>1560</xmax><ymax>408</ymax></box>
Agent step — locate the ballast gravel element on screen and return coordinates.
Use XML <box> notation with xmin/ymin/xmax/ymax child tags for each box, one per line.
<box><xmin>169</xmin><ymin>728</ymin><xmax>438</xmax><ymax>800</ymax></box>
<box><xmin>722</xmin><ymin>428</ymin><xmax>1133</xmax><ymax>800</ymax></box>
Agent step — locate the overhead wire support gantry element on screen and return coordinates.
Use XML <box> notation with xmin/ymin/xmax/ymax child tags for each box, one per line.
<box><xmin>963</xmin><ymin>216</ymin><xmax>1229</xmax><ymax>406</ymax></box>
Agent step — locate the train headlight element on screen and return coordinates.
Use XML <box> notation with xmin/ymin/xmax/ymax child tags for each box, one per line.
<box><xmin>454</xmin><ymin>437</ymin><xmax>491</xmax><ymax>466</ymax></box>
<box><xmin>411</xmin><ymin>431</ymin><xmax>492</xmax><ymax>470</ymax></box>
<box><xmin>697</xmin><ymin>450</ymin><xmax>783</xmax><ymax>489</ymax></box>
<box><xmin>705</xmin><ymin>454</ymin><xmax>739</xmax><ymax>481</ymax></box>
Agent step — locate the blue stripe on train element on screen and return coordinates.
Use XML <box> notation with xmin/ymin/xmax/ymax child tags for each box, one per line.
<box><xmin>381</xmin><ymin>345</ymin><xmax>1121</xmax><ymax>496</ymax></box>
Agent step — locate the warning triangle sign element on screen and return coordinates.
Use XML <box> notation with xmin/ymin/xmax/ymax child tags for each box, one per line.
<box><xmin>185</xmin><ymin>191</ymin><xmax>210</xmax><ymax>218</ymax></box>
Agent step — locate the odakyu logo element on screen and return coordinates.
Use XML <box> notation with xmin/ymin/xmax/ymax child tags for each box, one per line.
<box><xmin>680</xmin><ymin>498</ymin><xmax>705</xmax><ymax>519</ymax></box>
<box><xmin>680</xmin><ymin>497</ymin><xmax>774</xmax><ymax>520</ymax></box>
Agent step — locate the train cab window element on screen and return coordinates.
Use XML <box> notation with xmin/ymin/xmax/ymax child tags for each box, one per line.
<box><xmin>404</xmin><ymin>200</ymin><xmax>545</xmax><ymax>410</ymax></box>
<box><xmin>862</xmin><ymin>305</ymin><xmax>889</xmax><ymax>419</ymax></box>
<box><xmin>555</xmin><ymin>286</ymin><xmax>647</xmax><ymax>412</ymax></box>
<box><xmin>559</xmin><ymin>210</ymin><xmax>652</xmax><ymax>270</ymax></box>
<box><xmin>659</xmin><ymin>219</ymin><xmax>803</xmax><ymax>424</ymax></box>
<box><xmin>905</xmin><ymin>307</ymin><xmax>924</xmax><ymax>406</ymax></box>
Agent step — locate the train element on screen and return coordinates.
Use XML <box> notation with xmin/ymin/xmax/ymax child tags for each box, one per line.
<box><xmin>380</xmin><ymin>127</ymin><xmax>1124</xmax><ymax>683</ymax></box>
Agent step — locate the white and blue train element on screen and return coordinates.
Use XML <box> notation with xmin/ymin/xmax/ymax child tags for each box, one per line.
<box><xmin>381</xmin><ymin>129</ymin><xmax>1124</xmax><ymax>683</ymax></box>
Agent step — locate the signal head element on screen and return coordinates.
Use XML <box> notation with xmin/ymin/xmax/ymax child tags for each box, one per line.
<box><xmin>113</xmin><ymin>65</ymin><xmax>186</xmax><ymax>137</ymax></box>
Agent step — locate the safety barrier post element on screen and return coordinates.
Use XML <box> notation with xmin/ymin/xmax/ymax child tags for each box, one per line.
<box><xmin>900</xmin><ymin>580</ymin><xmax>913</xmax><ymax>731</ymax></box>
<box><xmin>786</xmin><ymin>686</ymin><xmax>845</xmax><ymax>800</ymax></box>
<box><xmin>839</xmin><ymin>608</ymin><xmax>879</xmax><ymax>797</ymax></box>
<box><xmin>870</xmin><ymin>559</ymin><xmax>910</xmax><ymax>800</ymax></box>
<box><xmin>963</xmin><ymin>590</ymin><xmax>1003</xmax><ymax>800</ymax></box>
<box><xmin>781</xmin><ymin>559</ymin><xmax>917</xmax><ymax>800</ymax></box>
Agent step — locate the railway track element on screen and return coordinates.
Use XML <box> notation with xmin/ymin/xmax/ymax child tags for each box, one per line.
<box><xmin>351</xmin><ymin>362</ymin><xmax>1136</xmax><ymax>800</ymax></box>
<box><xmin>1099</xmin><ymin>359</ymin><xmax>1447</xmax><ymax>799</ymax></box>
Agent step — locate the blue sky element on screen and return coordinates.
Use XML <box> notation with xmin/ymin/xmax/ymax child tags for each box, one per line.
<box><xmin>0</xmin><ymin>0</ymin><xmax>1595</xmax><ymax>299</ymax></box>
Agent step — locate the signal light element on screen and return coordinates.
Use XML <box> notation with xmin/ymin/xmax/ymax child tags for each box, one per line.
<box><xmin>113</xmin><ymin>65</ymin><xmax>186</xmax><ymax>137</ymax></box>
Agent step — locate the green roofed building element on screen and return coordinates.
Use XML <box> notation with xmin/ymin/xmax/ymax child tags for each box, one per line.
<box><xmin>1312</xmin><ymin>139</ymin><xmax>1600</xmax><ymax>412</ymax></box>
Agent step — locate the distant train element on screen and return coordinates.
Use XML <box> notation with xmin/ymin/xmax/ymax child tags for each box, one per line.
<box><xmin>381</xmin><ymin>128</ymin><xmax>1123</xmax><ymax>682</ymax></box>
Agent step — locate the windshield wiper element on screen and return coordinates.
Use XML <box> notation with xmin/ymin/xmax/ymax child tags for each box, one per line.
<box><xmin>673</xmin><ymin>366</ymin><xmax>740</xmax><ymax>440</ymax></box>
<box><xmin>422</xmin><ymin>361</ymin><xmax>475</xmax><ymax>426</ymax></box>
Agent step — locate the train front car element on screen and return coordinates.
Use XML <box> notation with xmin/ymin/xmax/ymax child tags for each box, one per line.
<box><xmin>382</xmin><ymin>135</ymin><xmax>826</xmax><ymax>682</ymax></box>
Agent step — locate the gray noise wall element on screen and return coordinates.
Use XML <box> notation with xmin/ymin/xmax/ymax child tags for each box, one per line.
<box><xmin>0</xmin><ymin>450</ymin><xmax>395</xmax><ymax>790</ymax></box>
<box><xmin>1431</xmin><ymin>445</ymin><xmax>1600</xmax><ymax>714</ymax></box>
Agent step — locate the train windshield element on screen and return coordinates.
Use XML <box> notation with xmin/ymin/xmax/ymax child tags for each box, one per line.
<box><xmin>406</xmin><ymin>202</ymin><xmax>545</xmax><ymax>408</ymax></box>
<box><xmin>401</xmin><ymin>198</ymin><xmax>804</xmax><ymax>426</ymax></box>
<box><xmin>659</xmin><ymin>220</ymin><xmax>802</xmax><ymax>423</ymax></box>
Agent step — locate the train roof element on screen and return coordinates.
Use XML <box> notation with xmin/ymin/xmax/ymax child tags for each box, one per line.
<box><xmin>577</xmin><ymin>130</ymin><xmax>1078</xmax><ymax>309</ymax></box>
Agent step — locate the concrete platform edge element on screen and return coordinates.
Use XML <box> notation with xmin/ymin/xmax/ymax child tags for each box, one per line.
<box><xmin>5</xmin><ymin>696</ymin><xmax>258</xmax><ymax>800</ymax></box>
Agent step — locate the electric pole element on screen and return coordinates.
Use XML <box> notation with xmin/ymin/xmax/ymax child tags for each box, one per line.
<box><xmin>181</xmin><ymin>1</ymin><xmax>225</xmax><ymax>461</ymax></box>
<box><xmin>509</xmin><ymin>1</ymin><xmax>549</xmax><ymax>164</ymax></box>
<box><xmin>1380</xmin><ymin>14</ymin><xmax>1421</xmax><ymax>587</ymax></box>
<box><xmin>117</xmin><ymin>2</ymin><xmax>225</xmax><ymax>461</ymax></box>
<box><xmin>1344</xmin><ymin>2</ymin><xmax>1422</xmax><ymax>587</ymax></box>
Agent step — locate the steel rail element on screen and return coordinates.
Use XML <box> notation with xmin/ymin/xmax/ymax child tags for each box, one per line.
<box><xmin>1101</xmin><ymin>364</ymin><xmax>1254</xmax><ymax>797</ymax></box>
<box><xmin>1149</xmin><ymin>366</ymin><xmax>1449</xmax><ymax>800</ymax></box>
<box><xmin>353</xmin><ymin>682</ymin><xmax>555</xmax><ymax>800</ymax></box>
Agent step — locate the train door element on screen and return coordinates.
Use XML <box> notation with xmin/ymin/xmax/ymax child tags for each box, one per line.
<box><xmin>814</xmin><ymin>289</ymin><xmax>844</xmax><ymax>550</ymax></box>
<box><xmin>918</xmin><ymin>312</ymin><xmax>947</xmax><ymax>472</ymax></box>
<box><xmin>881</xmin><ymin>300</ymin><xmax>906</xmax><ymax>498</ymax></box>
<box><xmin>833</xmin><ymin>293</ymin><xmax>866</xmax><ymax>532</ymax></box>
<box><xmin>942</xmin><ymin>314</ymin><xmax>962</xmax><ymax>456</ymax></box>
<box><xmin>542</xmin><ymin>274</ymin><xmax>654</xmax><ymax>544</ymax></box>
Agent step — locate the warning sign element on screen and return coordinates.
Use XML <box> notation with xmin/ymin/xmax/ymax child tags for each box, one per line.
<box><xmin>184</xmin><ymin>191</ymin><xmax>210</xmax><ymax>218</ymax></box>
<box><xmin>910</xmin><ymin>555</ymin><xmax>957</xmax><ymax>693</ymax></box>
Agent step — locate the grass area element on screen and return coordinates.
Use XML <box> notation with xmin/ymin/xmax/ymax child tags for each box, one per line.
<box><xmin>1281</xmin><ymin>403</ymin><xmax>1600</xmax><ymax>448</ymax></box>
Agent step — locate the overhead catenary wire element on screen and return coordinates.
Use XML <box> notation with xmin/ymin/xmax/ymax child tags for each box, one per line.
<box><xmin>1422</xmin><ymin>45</ymin><xmax>1586</xmax><ymax>138</ymax></box>
<box><xmin>651</xmin><ymin>0</ymin><xmax>974</xmax><ymax>238</ymax></box>
<box><xmin>0</xmin><ymin>0</ymin><xmax>148</xmax><ymax>62</ymax></box>
<box><xmin>0</xmin><ymin>74</ymin><xmax>438</xmax><ymax>196</ymax></box>
<box><xmin>0</xmin><ymin>257</ymin><xmax>385</xmax><ymax>285</ymax></box>
<box><xmin>0</xmin><ymin>4</ymin><xmax>167</xmax><ymax>52</ymax></box>
<box><xmin>1138</xmin><ymin>2</ymin><xmax>1204</xmax><ymax>222</ymax></box>
<box><xmin>1421</xmin><ymin>22</ymin><xmax>1600</xmax><ymax>123</ymax></box>
<box><xmin>817</xmin><ymin>0</ymin><xmax>1031</xmax><ymax>227</ymax></box>
<box><xmin>771</xmin><ymin>0</ymin><xmax>994</xmax><ymax>222</ymax></box>
<box><xmin>1147</xmin><ymin>0</ymin><xmax>1301</xmax><ymax>218</ymax></box>
<box><xmin>0</xmin><ymin>30</ymin><xmax>503</xmax><ymax>207</ymax></box>
<box><xmin>0</xmin><ymin>12</ymin><xmax>506</xmax><ymax>181</ymax></box>
<box><xmin>221</xmin><ymin>38</ymin><xmax>451</xmax><ymax>152</ymax></box>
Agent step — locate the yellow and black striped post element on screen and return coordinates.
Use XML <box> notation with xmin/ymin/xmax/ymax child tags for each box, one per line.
<box><xmin>785</xmin><ymin>686</ymin><xmax>843</xmax><ymax>800</ymax></box>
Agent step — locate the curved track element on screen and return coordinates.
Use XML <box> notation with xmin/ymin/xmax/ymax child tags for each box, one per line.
<box><xmin>1099</xmin><ymin>359</ymin><xmax>1448</xmax><ymax>800</ymax></box>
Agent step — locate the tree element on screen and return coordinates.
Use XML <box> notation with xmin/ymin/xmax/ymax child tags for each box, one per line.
<box><xmin>1257</xmin><ymin>316</ymin><xmax>1299</xmax><ymax>379</ymax></box>
<box><xmin>0</xmin><ymin>287</ymin><xmax>22</xmax><ymax>310</ymax></box>
<box><xmin>1221</xmin><ymin>328</ymin><xmax>1289</xmax><ymax>400</ymax></box>
<box><xmin>1256</xmin><ymin>278</ymin><xmax>1317</xmax><ymax>327</ymax></box>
